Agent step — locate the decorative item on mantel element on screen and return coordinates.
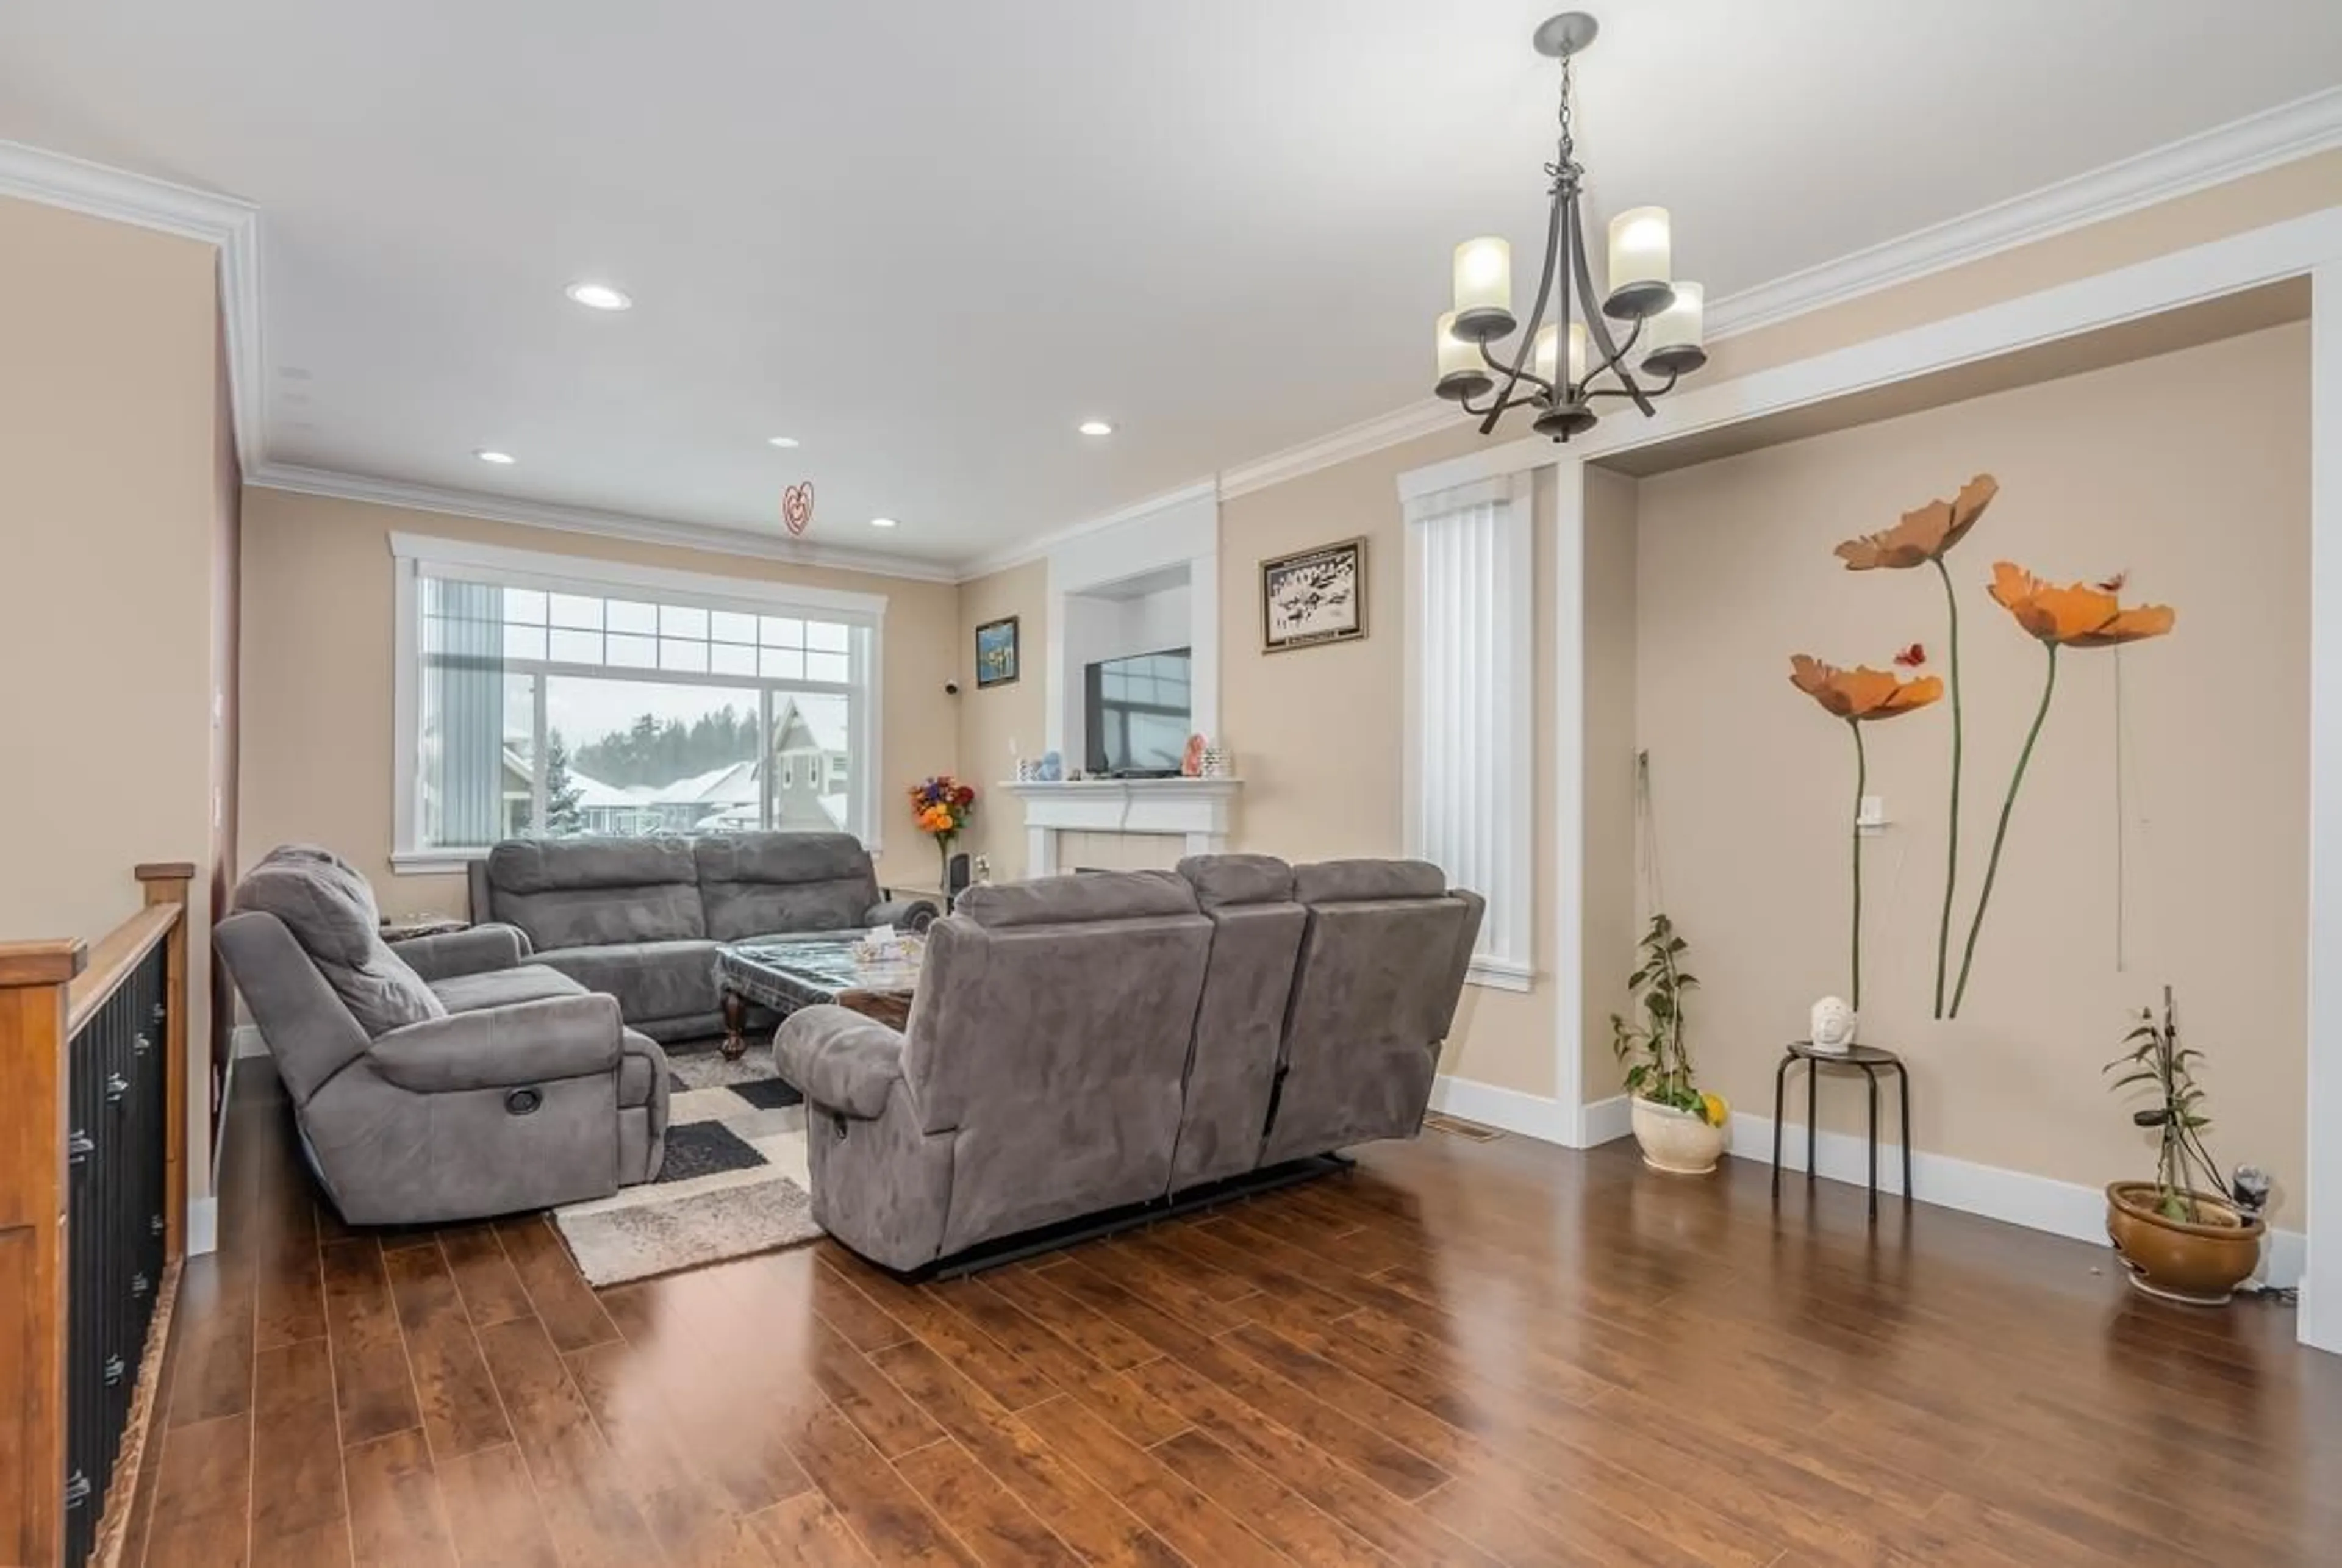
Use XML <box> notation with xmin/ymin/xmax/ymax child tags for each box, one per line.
<box><xmin>909</xmin><ymin>775</ymin><xmax>975</xmax><ymax>887</ymax></box>
<box><xmin>1432</xmin><ymin>12</ymin><xmax>1706</xmax><ymax>443</ymax></box>
<box><xmin>1181</xmin><ymin>734</ymin><xmax>1206</xmax><ymax>777</ymax></box>
<box><xmin>1036</xmin><ymin>750</ymin><xmax>1064</xmax><ymax>781</ymax></box>
<box><xmin>2103</xmin><ymin>986</ymin><xmax>2267</xmax><ymax>1306</ymax></box>
<box><xmin>1808</xmin><ymin>996</ymin><xmax>1858</xmax><ymax>1056</ymax></box>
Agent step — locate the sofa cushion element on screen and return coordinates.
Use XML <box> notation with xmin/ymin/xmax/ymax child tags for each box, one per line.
<box><xmin>233</xmin><ymin>851</ymin><xmax>445</xmax><ymax>1037</ymax></box>
<box><xmin>428</xmin><ymin>964</ymin><xmax>587</xmax><ymax>1015</ymax></box>
<box><xmin>618</xmin><ymin>1028</ymin><xmax>667</xmax><ymax>1109</ymax></box>
<box><xmin>1292</xmin><ymin>858</ymin><xmax>1449</xmax><ymax>904</ymax></box>
<box><xmin>1178</xmin><ymin>853</ymin><xmax>1295</xmax><ymax>909</ymax></box>
<box><xmin>535</xmin><ymin>940</ymin><xmax>721</xmax><ymax>1027</ymax></box>
<box><xmin>482</xmin><ymin>837</ymin><xmax>706</xmax><ymax>949</ymax></box>
<box><xmin>695</xmin><ymin>831</ymin><xmax>879</xmax><ymax>942</ymax></box>
<box><xmin>954</xmin><ymin>869</ymin><xmax>1197</xmax><ymax>929</ymax></box>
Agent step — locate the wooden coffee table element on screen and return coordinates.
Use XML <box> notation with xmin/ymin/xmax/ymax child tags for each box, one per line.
<box><xmin>714</xmin><ymin>933</ymin><xmax>921</xmax><ymax>1060</ymax></box>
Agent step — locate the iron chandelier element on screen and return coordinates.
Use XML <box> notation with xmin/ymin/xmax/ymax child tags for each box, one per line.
<box><xmin>1434</xmin><ymin>12</ymin><xmax>1706</xmax><ymax>442</ymax></box>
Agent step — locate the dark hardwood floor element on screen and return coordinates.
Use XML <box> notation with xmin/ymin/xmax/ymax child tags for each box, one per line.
<box><xmin>121</xmin><ymin>1062</ymin><xmax>2341</xmax><ymax>1567</ymax></box>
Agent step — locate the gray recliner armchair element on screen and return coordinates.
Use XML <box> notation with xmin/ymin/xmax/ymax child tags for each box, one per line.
<box><xmin>778</xmin><ymin>871</ymin><xmax>1214</xmax><ymax>1270</ymax></box>
<box><xmin>215</xmin><ymin>845</ymin><xmax>669</xmax><ymax>1225</ymax></box>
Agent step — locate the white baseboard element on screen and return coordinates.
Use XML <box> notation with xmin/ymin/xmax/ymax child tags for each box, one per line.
<box><xmin>232</xmin><ymin>1023</ymin><xmax>267</xmax><ymax>1059</ymax></box>
<box><xmin>186</xmin><ymin>1197</ymin><xmax>218</xmax><ymax>1258</ymax></box>
<box><xmin>1577</xmin><ymin>1093</ymin><xmax>1633</xmax><ymax>1148</ymax></box>
<box><xmin>1732</xmin><ymin>1111</ymin><xmax>2305</xmax><ymax>1291</ymax></box>
<box><xmin>1428</xmin><ymin>1075</ymin><xmax>1573</xmax><ymax>1144</ymax></box>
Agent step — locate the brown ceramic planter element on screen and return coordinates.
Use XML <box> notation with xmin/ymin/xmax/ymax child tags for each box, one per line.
<box><xmin>2104</xmin><ymin>1181</ymin><xmax>2264</xmax><ymax>1306</ymax></box>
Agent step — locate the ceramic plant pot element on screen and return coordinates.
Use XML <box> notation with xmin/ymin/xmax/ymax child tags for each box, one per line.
<box><xmin>1630</xmin><ymin>1096</ymin><xmax>1727</xmax><ymax>1175</ymax></box>
<box><xmin>2104</xmin><ymin>1181</ymin><xmax>2264</xmax><ymax>1306</ymax></box>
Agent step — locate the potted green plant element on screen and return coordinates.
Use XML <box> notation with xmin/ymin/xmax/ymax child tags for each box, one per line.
<box><xmin>2103</xmin><ymin>986</ymin><xmax>2263</xmax><ymax>1305</ymax></box>
<box><xmin>1611</xmin><ymin>914</ymin><xmax>1728</xmax><ymax>1174</ymax></box>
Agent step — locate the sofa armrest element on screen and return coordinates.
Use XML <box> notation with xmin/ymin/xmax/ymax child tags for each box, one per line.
<box><xmin>391</xmin><ymin>923</ymin><xmax>532</xmax><ymax>982</ymax></box>
<box><xmin>776</xmin><ymin>1005</ymin><xmax>906</xmax><ymax>1119</ymax></box>
<box><xmin>867</xmin><ymin>897</ymin><xmax>940</xmax><ymax>933</ymax></box>
<box><xmin>369</xmin><ymin>993</ymin><xmax>622</xmax><ymax>1093</ymax></box>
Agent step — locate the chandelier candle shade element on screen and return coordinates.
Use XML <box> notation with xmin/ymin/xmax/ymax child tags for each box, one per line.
<box><xmin>1433</xmin><ymin>12</ymin><xmax>1706</xmax><ymax>441</ymax></box>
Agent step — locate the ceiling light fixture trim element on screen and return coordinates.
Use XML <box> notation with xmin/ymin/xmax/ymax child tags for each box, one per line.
<box><xmin>474</xmin><ymin>448</ymin><xmax>517</xmax><ymax>464</ymax></box>
<box><xmin>564</xmin><ymin>281</ymin><xmax>632</xmax><ymax>311</ymax></box>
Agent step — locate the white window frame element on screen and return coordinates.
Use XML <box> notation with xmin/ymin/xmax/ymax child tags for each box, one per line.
<box><xmin>390</xmin><ymin>532</ymin><xmax>887</xmax><ymax>873</ymax></box>
<box><xmin>1402</xmin><ymin>472</ymin><xmax>1535</xmax><ymax>990</ymax></box>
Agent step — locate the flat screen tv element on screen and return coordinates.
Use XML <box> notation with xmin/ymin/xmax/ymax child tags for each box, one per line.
<box><xmin>1084</xmin><ymin>646</ymin><xmax>1192</xmax><ymax>777</ymax></box>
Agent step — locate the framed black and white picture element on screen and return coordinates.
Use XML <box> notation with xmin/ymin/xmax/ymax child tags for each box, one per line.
<box><xmin>974</xmin><ymin>615</ymin><xmax>1020</xmax><ymax>688</ymax></box>
<box><xmin>1260</xmin><ymin>537</ymin><xmax>1367</xmax><ymax>653</ymax></box>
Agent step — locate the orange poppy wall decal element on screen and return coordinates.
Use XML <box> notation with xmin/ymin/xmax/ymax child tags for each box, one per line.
<box><xmin>1788</xmin><ymin>656</ymin><xmax>1941</xmax><ymax>1011</ymax></box>
<box><xmin>1835</xmin><ymin>474</ymin><xmax>1997</xmax><ymax>1017</ymax></box>
<box><xmin>1947</xmin><ymin>563</ymin><xmax>2177</xmax><ymax>1016</ymax></box>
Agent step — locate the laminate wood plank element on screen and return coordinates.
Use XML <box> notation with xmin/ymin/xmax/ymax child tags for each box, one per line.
<box><xmin>869</xmin><ymin>1337</ymin><xmax>1184</xmax><ymax>1568</ymax></box>
<box><xmin>976</xmin><ymin>1266</ymin><xmax>1162</xmax><ymax>1372</ymax></box>
<box><xmin>1126</xmin><ymin>1357</ymin><xmax>1503</xmax><ymax>1568</ymax></box>
<box><xmin>1026</xmin><ymin>1255</ymin><xmax>1218</xmax><ymax>1362</ymax></box>
<box><xmin>817</xmin><ymin>1251</ymin><xmax>1059</xmax><ymax>1413</ymax></box>
<box><xmin>1151</xmin><ymin>1427</ymin><xmax>1397</xmax><ymax>1568</ymax></box>
<box><xmin>781</xmin><ymin>1398</ymin><xmax>981</xmax><ymax>1567</ymax></box>
<box><xmin>319</xmin><ymin>1239</ymin><xmax>421</xmax><ymax>1447</ymax></box>
<box><xmin>565</xmin><ymin>1335</ymin><xmax>784</xmax><ymax>1565</ymax></box>
<box><xmin>893</xmin><ymin>1436</ymin><xmax>1084</xmax><ymax>1567</ymax></box>
<box><xmin>476</xmin><ymin>1315</ymin><xmax>664</xmax><ymax>1567</ymax></box>
<box><xmin>438</xmin><ymin>1223</ymin><xmax>537</xmax><ymax>1330</ymax></box>
<box><xmin>779</xmin><ymin>1246</ymin><xmax>914</xmax><ymax>1353</ymax></box>
<box><xmin>1140</xmin><ymin>1223</ymin><xmax>1361</xmax><ymax>1326</ymax></box>
<box><xmin>140</xmin><ymin>1412</ymin><xmax>253</xmax><ymax>1568</ymax></box>
<box><xmin>1075</xmin><ymin>1239</ymin><xmax>1259</xmax><ymax>1336</ymax></box>
<box><xmin>1180</xmin><ymin>1334</ymin><xmax>1450</xmax><ymax>1502</ymax></box>
<box><xmin>743</xmin><ymin>1491</ymin><xmax>879</xmax><ymax>1566</ymax></box>
<box><xmin>1019</xmin><ymin>1392</ymin><xmax>1286</xmax><ymax>1567</ymax></box>
<box><xmin>247</xmin><ymin>1114</ymin><xmax>326</xmax><ymax>1351</ymax></box>
<box><xmin>247</xmin><ymin>1337</ymin><xmax>354</xmax><ymax>1568</ymax></box>
<box><xmin>493</xmin><ymin>1215</ymin><xmax>620</xmax><ymax>1351</ymax></box>
<box><xmin>433</xmin><ymin>1442</ymin><xmax>563</xmax><ymax>1568</ymax></box>
<box><xmin>163</xmin><ymin>1247</ymin><xmax>255</xmax><ymax>1428</ymax></box>
<box><xmin>342</xmin><ymin>1429</ymin><xmax>456</xmax><ymax>1568</ymax></box>
<box><xmin>806</xmin><ymin>1314</ymin><xmax>947</xmax><ymax>1458</ymax></box>
<box><xmin>929</xmin><ymin>1276</ymin><xmax>1191</xmax><ymax>1446</ymax></box>
<box><xmin>382</xmin><ymin>1241</ymin><xmax>511</xmax><ymax>1458</ymax></box>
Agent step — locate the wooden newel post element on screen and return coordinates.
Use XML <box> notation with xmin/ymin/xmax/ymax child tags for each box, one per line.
<box><xmin>0</xmin><ymin>936</ymin><xmax>88</xmax><ymax>1568</ymax></box>
<box><xmin>134</xmin><ymin>862</ymin><xmax>195</xmax><ymax>1263</ymax></box>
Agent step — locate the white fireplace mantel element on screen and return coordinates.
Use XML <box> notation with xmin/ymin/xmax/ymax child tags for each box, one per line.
<box><xmin>1006</xmin><ymin>778</ymin><xmax>1241</xmax><ymax>874</ymax></box>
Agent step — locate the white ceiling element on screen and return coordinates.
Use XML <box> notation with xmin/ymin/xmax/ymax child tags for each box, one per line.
<box><xmin>4</xmin><ymin>2</ymin><xmax>2340</xmax><ymax>570</ymax></box>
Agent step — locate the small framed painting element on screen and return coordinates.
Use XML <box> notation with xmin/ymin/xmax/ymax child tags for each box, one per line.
<box><xmin>1261</xmin><ymin>537</ymin><xmax>1367</xmax><ymax>653</ymax></box>
<box><xmin>974</xmin><ymin>615</ymin><xmax>1021</xmax><ymax>688</ymax></box>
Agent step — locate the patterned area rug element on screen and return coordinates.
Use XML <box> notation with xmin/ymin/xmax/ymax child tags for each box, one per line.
<box><xmin>550</xmin><ymin>1039</ymin><xmax>825</xmax><ymax>1286</ymax></box>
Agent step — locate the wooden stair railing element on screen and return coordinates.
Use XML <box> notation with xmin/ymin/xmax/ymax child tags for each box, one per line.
<box><xmin>0</xmin><ymin>864</ymin><xmax>191</xmax><ymax>1568</ymax></box>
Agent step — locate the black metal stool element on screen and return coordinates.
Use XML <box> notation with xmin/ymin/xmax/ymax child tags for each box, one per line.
<box><xmin>1771</xmin><ymin>1040</ymin><xmax>1911</xmax><ymax>1219</ymax></box>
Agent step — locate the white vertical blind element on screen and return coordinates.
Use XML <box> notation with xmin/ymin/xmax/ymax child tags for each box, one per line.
<box><xmin>1406</xmin><ymin>473</ymin><xmax>1534</xmax><ymax>988</ymax></box>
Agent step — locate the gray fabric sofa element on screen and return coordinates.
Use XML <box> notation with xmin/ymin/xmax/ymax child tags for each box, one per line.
<box><xmin>216</xmin><ymin>845</ymin><xmax>670</xmax><ymax>1225</ymax></box>
<box><xmin>777</xmin><ymin>856</ymin><xmax>1483</xmax><ymax>1271</ymax></box>
<box><xmin>467</xmin><ymin>832</ymin><xmax>933</xmax><ymax>1042</ymax></box>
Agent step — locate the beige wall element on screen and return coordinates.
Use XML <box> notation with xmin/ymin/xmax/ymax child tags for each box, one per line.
<box><xmin>1580</xmin><ymin>466</ymin><xmax>1640</xmax><ymax>1103</ymax></box>
<box><xmin>237</xmin><ymin>489</ymin><xmax>962</xmax><ymax>911</ymax></box>
<box><xmin>1633</xmin><ymin>323</ymin><xmax>2308</xmax><ymax>1221</ymax></box>
<box><xmin>953</xmin><ymin>559</ymin><xmax>1047</xmax><ymax>879</ymax></box>
<box><xmin>0</xmin><ymin>195</ymin><xmax>229</xmax><ymax>1194</ymax></box>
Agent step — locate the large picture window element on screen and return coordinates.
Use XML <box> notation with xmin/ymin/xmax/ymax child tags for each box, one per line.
<box><xmin>392</xmin><ymin>535</ymin><xmax>884</xmax><ymax>870</ymax></box>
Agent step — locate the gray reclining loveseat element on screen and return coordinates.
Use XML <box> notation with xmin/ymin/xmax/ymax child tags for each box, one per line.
<box><xmin>216</xmin><ymin>845</ymin><xmax>670</xmax><ymax>1224</ymax></box>
<box><xmin>468</xmin><ymin>832</ymin><xmax>934</xmax><ymax>1041</ymax></box>
<box><xmin>777</xmin><ymin>856</ymin><xmax>1481</xmax><ymax>1271</ymax></box>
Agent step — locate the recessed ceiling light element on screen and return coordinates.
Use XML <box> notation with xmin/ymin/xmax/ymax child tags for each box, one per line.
<box><xmin>1078</xmin><ymin>419</ymin><xmax>1115</xmax><ymax>436</ymax></box>
<box><xmin>869</xmin><ymin>517</ymin><xmax>899</xmax><ymax>529</ymax></box>
<box><xmin>474</xmin><ymin>449</ymin><xmax>517</xmax><ymax>465</ymax></box>
<box><xmin>767</xmin><ymin>435</ymin><xmax>801</xmax><ymax>449</ymax></box>
<box><xmin>564</xmin><ymin>281</ymin><xmax>632</xmax><ymax>312</ymax></box>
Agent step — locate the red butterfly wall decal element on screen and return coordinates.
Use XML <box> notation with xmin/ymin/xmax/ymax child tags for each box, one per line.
<box><xmin>2096</xmin><ymin>569</ymin><xmax>2129</xmax><ymax>593</ymax></box>
<box><xmin>1894</xmin><ymin>643</ymin><xmax>1927</xmax><ymax>668</ymax></box>
<box><xmin>782</xmin><ymin>481</ymin><xmax>815</xmax><ymax>537</ymax></box>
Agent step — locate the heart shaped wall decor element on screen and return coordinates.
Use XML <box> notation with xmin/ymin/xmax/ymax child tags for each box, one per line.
<box><xmin>782</xmin><ymin>481</ymin><xmax>815</xmax><ymax>537</ymax></box>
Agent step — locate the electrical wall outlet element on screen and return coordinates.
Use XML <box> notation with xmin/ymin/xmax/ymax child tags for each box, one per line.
<box><xmin>1857</xmin><ymin>793</ymin><xmax>1888</xmax><ymax>837</ymax></box>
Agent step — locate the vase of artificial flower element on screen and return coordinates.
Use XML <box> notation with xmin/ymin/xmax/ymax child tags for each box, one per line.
<box><xmin>909</xmin><ymin>775</ymin><xmax>976</xmax><ymax>889</ymax></box>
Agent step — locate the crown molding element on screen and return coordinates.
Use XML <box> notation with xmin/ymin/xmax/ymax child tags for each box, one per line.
<box><xmin>1705</xmin><ymin>85</ymin><xmax>2342</xmax><ymax>339</ymax></box>
<box><xmin>0</xmin><ymin>139</ymin><xmax>265</xmax><ymax>472</ymax></box>
<box><xmin>1169</xmin><ymin>90</ymin><xmax>2342</xmax><ymax>512</ymax></box>
<box><xmin>1217</xmin><ymin>398</ymin><xmax>1456</xmax><ymax>501</ymax></box>
<box><xmin>246</xmin><ymin>462</ymin><xmax>963</xmax><ymax>585</ymax></box>
<box><xmin>954</xmin><ymin>478</ymin><xmax>1222</xmax><ymax>582</ymax></box>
